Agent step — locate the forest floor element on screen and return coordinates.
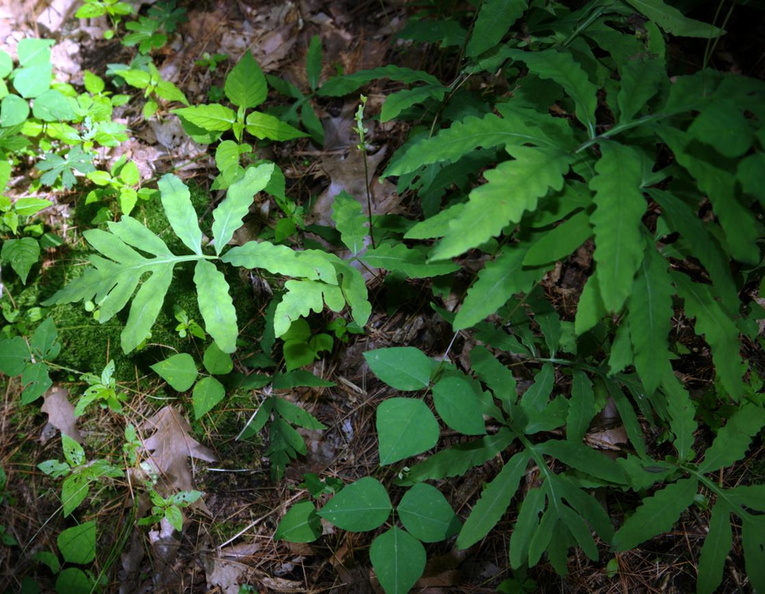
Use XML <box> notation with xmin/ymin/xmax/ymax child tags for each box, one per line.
<box><xmin>0</xmin><ymin>0</ymin><xmax>764</xmax><ymax>593</ymax></box>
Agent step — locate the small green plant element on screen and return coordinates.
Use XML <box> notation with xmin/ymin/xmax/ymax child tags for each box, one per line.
<box><xmin>76</xmin><ymin>359</ymin><xmax>127</xmax><ymax>416</ymax></box>
<box><xmin>280</xmin><ymin>318</ymin><xmax>333</xmax><ymax>371</ymax></box>
<box><xmin>0</xmin><ymin>317</ymin><xmax>60</xmax><ymax>403</ymax></box>
<box><xmin>116</xmin><ymin>59</ymin><xmax>189</xmax><ymax>118</ymax></box>
<box><xmin>137</xmin><ymin>488</ymin><xmax>202</xmax><ymax>532</ymax></box>
<box><xmin>75</xmin><ymin>0</ymin><xmax>133</xmax><ymax>38</ymax></box>
<box><xmin>38</xmin><ymin>434</ymin><xmax>124</xmax><ymax>516</ymax></box>
<box><xmin>32</xmin><ymin>521</ymin><xmax>99</xmax><ymax>593</ymax></box>
<box><xmin>85</xmin><ymin>154</ymin><xmax>157</xmax><ymax>215</ymax></box>
<box><xmin>195</xmin><ymin>52</ymin><xmax>228</xmax><ymax>73</ymax></box>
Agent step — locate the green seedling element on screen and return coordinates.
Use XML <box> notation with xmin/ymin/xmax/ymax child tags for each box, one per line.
<box><xmin>76</xmin><ymin>359</ymin><xmax>127</xmax><ymax>416</ymax></box>
<box><xmin>138</xmin><ymin>489</ymin><xmax>202</xmax><ymax>532</ymax></box>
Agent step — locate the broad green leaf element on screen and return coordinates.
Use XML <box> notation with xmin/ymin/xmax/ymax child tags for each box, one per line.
<box><xmin>173</xmin><ymin>104</ymin><xmax>235</xmax><ymax>132</ymax></box>
<box><xmin>275</xmin><ymin>501</ymin><xmax>321</xmax><ymax>543</ymax></box>
<box><xmin>121</xmin><ymin>263</ymin><xmax>174</xmax><ymax>353</ymax></box>
<box><xmin>150</xmin><ymin>353</ymin><xmax>198</xmax><ymax>391</ymax></box>
<box><xmin>194</xmin><ymin>260</ymin><xmax>238</xmax><ymax>353</ymax></box>
<box><xmin>567</xmin><ymin>370</ymin><xmax>594</xmax><ymax>443</ymax></box>
<box><xmin>212</xmin><ymin>163</ymin><xmax>274</xmax><ymax>255</ymax></box>
<box><xmin>470</xmin><ymin>345</ymin><xmax>516</xmax><ymax>402</ymax></box>
<box><xmin>318</xmin><ymin>477</ymin><xmax>391</xmax><ymax>531</ymax></box>
<box><xmin>364</xmin><ymin>347</ymin><xmax>434</xmax><ymax>391</ymax></box>
<box><xmin>380</xmin><ymin>85</ymin><xmax>446</xmax><ymax>122</ymax></box>
<box><xmin>510</xmin><ymin>486</ymin><xmax>545</xmax><ymax>568</ymax></box>
<box><xmin>523</xmin><ymin>209</ymin><xmax>592</xmax><ymax>267</ymax></box>
<box><xmin>742</xmin><ymin>519</ymin><xmax>765</xmax><ymax>593</ymax></box>
<box><xmin>369</xmin><ymin>527</ymin><xmax>426</xmax><ymax>594</ymax></box>
<box><xmin>688</xmin><ymin>100</ymin><xmax>753</xmax><ymax>158</ymax></box>
<box><xmin>108</xmin><ymin>215</ymin><xmax>173</xmax><ymax>258</ymax></box>
<box><xmin>0</xmin><ymin>49</ymin><xmax>12</xmax><ymax>77</ymax></box>
<box><xmin>673</xmin><ymin>272</ymin><xmax>744</xmax><ymax>400</ymax></box>
<box><xmin>376</xmin><ymin>398</ymin><xmax>439</xmax><ymax>465</ymax></box>
<box><xmin>203</xmin><ymin>342</ymin><xmax>234</xmax><ymax>375</ymax></box>
<box><xmin>698</xmin><ymin>402</ymin><xmax>765</xmax><ymax>474</ymax></box>
<box><xmin>362</xmin><ymin>243</ymin><xmax>458</xmax><ymax>278</ymax></box>
<box><xmin>536</xmin><ymin>440</ymin><xmax>626</xmax><ymax>484</ymax></box>
<box><xmin>61</xmin><ymin>473</ymin><xmax>90</xmax><ymax>516</ymax></box>
<box><xmin>273</xmin><ymin>279</ymin><xmax>344</xmax><ymax>337</ymax></box>
<box><xmin>192</xmin><ymin>376</ymin><xmax>225</xmax><ymax>418</ymax></box>
<box><xmin>0</xmin><ymin>336</ymin><xmax>29</xmax><ymax>376</ymax></box>
<box><xmin>13</xmin><ymin>63</ymin><xmax>52</xmax><ymax>98</ymax></box>
<box><xmin>56</xmin><ymin>568</ymin><xmax>92</xmax><ymax>594</ymax></box>
<box><xmin>399</xmin><ymin>430</ymin><xmax>515</xmax><ymax>484</ymax></box>
<box><xmin>158</xmin><ymin>174</ymin><xmax>203</xmax><ymax>255</ymax></box>
<box><xmin>625</xmin><ymin>0</ymin><xmax>723</xmax><ymax>38</ymax></box>
<box><xmin>432</xmin><ymin>373</ymin><xmax>487</xmax><ymax>436</ymax></box>
<box><xmin>739</xmin><ymin>152</ymin><xmax>765</xmax><ymax>205</ymax></box>
<box><xmin>332</xmin><ymin>191</ymin><xmax>367</xmax><ymax>255</ymax></box>
<box><xmin>612</xmin><ymin>477</ymin><xmax>698</xmax><ymax>551</ymax></box>
<box><xmin>222</xmin><ymin>242</ymin><xmax>337</xmax><ymax>284</ymax></box>
<box><xmin>21</xmin><ymin>362</ymin><xmax>52</xmax><ymax>404</ymax></box>
<box><xmin>519</xmin><ymin>362</ymin><xmax>554</xmax><ymax>414</ymax></box>
<box><xmin>224</xmin><ymin>50</ymin><xmax>267</xmax><ymax>108</ymax></box>
<box><xmin>405</xmin><ymin>203</ymin><xmax>465</xmax><ymax>240</ymax></box>
<box><xmin>456</xmin><ymin>451</ymin><xmax>530</xmax><ymax>549</ymax></box>
<box><xmin>556</xmin><ymin>474</ymin><xmax>614</xmax><ymax>541</ymax></box>
<box><xmin>467</xmin><ymin>0</ymin><xmax>526</xmax><ymax>57</ymax></box>
<box><xmin>1</xmin><ymin>237</ymin><xmax>39</xmax><ymax>284</ymax></box>
<box><xmin>661</xmin><ymin>370</ymin><xmax>697</xmax><ymax>462</ymax></box>
<box><xmin>507</xmin><ymin>48</ymin><xmax>598</xmax><ymax>137</ymax></box>
<box><xmin>32</xmin><ymin>89</ymin><xmax>76</xmax><ymax>122</ymax></box>
<box><xmin>726</xmin><ymin>485</ymin><xmax>765</xmax><ymax>514</ymax></box>
<box><xmin>454</xmin><ymin>244</ymin><xmax>545</xmax><ymax>330</ymax></box>
<box><xmin>318</xmin><ymin>65</ymin><xmax>441</xmax><ymax>97</ymax></box>
<box><xmin>397</xmin><ymin>483</ymin><xmax>460</xmax><ymax>542</ymax></box>
<box><xmin>589</xmin><ymin>141</ymin><xmax>646</xmax><ymax>312</ymax></box>
<box><xmin>0</xmin><ymin>94</ymin><xmax>30</xmax><ymax>127</ymax></box>
<box><xmin>245</xmin><ymin>111</ymin><xmax>307</xmax><ymax>141</ymax></box>
<box><xmin>384</xmin><ymin>109</ymin><xmax>556</xmax><ymax>178</ymax></box>
<box><xmin>616</xmin><ymin>58</ymin><xmax>666</xmax><ymax>123</ymax></box>
<box><xmin>58</xmin><ymin>521</ymin><xmax>96</xmax><ymax>565</ymax></box>
<box><xmin>560</xmin><ymin>505</ymin><xmax>598</xmax><ymax>560</ymax></box>
<box><xmin>629</xmin><ymin>244</ymin><xmax>673</xmax><ymax>394</ymax></box>
<box><xmin>697</xmin><ymin>502</ymin><xmax>732</xmax><ymax>594</ymax></box>
<box><xmin>333</xmin><ymin>260</ymin><xmax>371</xmax><ymax>330</ymax></box>
<box><xmin>434</xmin><ymin>146</ymin><xmax>573</xmax><ymax>260</ymax></box>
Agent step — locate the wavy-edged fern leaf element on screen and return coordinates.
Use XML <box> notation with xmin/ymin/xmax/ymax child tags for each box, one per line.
<box><xmin>362</xmin><ymin>243</ymin><xmax>458</xmax><ymax>278</ymax></box>
<box><xmin>697</xmin><ymin>501</ymin><xmax>732</xmax><ymax>594</ymax></box>
<box><xmin>507</xmin><ymin>48</ymin><xmax>598</xmax><ymax>137</ymax></box>
<box><xmin>589</xmin><ymin>141</ymin><xmax>646</xmax><ymax>312</ymax></box>
<box><xmin>432</xmin><ymin>146</ymin><xmax>573</xmax><ymax>260</ymax></box>
<box><xmin>318</xmin><ymin>65</ymin><xmax>442</xmax><ymax>97</ymax></box>
<box><xmin>660</xmin><ymin>369</ymin><xmax>697</xmax><ymax>462</ymax></box>
<box><xmin>624</xmin><ymin>0</ymin><xmax>724</xmax><ymax>38</ymax></box>
<box><xmin>698</xmin><ymin>402</ymin><xmax>765</xmax><ymax>474</ymax></box>
<box><xmin>466</xmin><ymin>0</ymin><xmax>527</xmax><ymax>57</ymax></box>
<box><xmin>616</xmin><ymin>57</ymin><xmax>666</xmax><ymax>124</ymax></box>
<box><xmin>629</xmin><ymin>242</ymin><xmax>673</xmax><ymax>394</ymax></box>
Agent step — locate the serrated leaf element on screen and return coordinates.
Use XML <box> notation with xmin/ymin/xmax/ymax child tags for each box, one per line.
<box><xmin>222</xmin><ymin>241</ymin><xmax>337</xmax><ymax>283</ymax></box>
<box><xmin>318</xmin><ymin>477</ymin><xmax>391</xmax><ymax>531</ymax></box>
<box><xmin>742</xmin><ymin>519</ymin><xmax>765</xmax><ymax>593</ymax></box>
<box><xmin>245</xmin><ymin>111</ymin><xmax>307</xmax><ymax>141</ymax></box>
<box><xmin>457</xmin><ymin>450</ymin><xmax>530</xmax><ymax>549</ymax></box>
<box><xmin>370</xmin><ymin>527</ymin><xmax>426</xmax><ymax>594</ymax></box>
<box><xmin>121</xmin><ymin>262</ymin><xmax>174</xmax><ymax>353</ymax></box>
<box><xmin>376</xmin><ymin>398</ymin><xmax>439</xmax><ymax>465</ymax></box>
<box><xmin>225</xmin><ymin>50</ymin><xmax>267</xmax><ymax>108</ymax></box>
<box><xmin>510</xmin><ymin>486</ymin><xmax>545</xmax><ymax>568</ymax></box>
<box><xmin>698</xmin><ymin>402</ymin><xmax>765</xmax><ymax>474</ymax></box>
<box><xmin>364</xmin><ymin>347</ymin><xmax>434</xmax><ymax>391</ymax></box>
<box><xmin>629</xmin><ymin>244</ymin><xmax>674</xmax><ymax>394</ymax></box>
<box><xmin>567</xmin><ymin>370</ymin><xmax>595</xmax><ymax>443</ymax></box>
<box><xmin>212</xmin><ymin>163</ymin><xmax>274</xmax><ymax>255</ymax></box>
<box><xmin>173</xmin><ymin>104</ymin><xmax>235</xmax><ymax>132</ymax></box>
<box><xmin>434</xmin><ymin>146</ymin><xmax>573</xmax><ymax>260</ymax></box>
<box><xmin>467</xmin><ymin>0</ymin><xmax>526</xmax><ymax>57</ymax></box>
<box><xmin>384</xmin><ymin>109</ymin><xmax>557</xmax><ymax>178</ymax></box>
<box><xmin>1</xmin><ymin>237</ymin><xmax>39</xmax><ymax>284</ymax></box>
<box><xmin>523</xmin><ymin>209</ymin><xmax>592</xmax><ymax>267</ymax></box>
<box><xmin>536</xmin><ymin>440</ymin><xmax>626</xmax><ymax>484</ymax></box>
<box><xmin>470</xmin><ymin>345</ymin><xmax>516</xmax><ymax>402</ymax></box>
<box><xmin>362</xmin><ymin>243</ymin><xmax>458</xmax><ymax>278</ymax></box>
<box><xmin>332</xmin><ymin>191</ymin><xmax>367</xmax><ymax>255</ymax></box>
<box><xmin>624</xmin><ymin>0</ymin><xmax>723</xmax><ymax>38</ymax></box>
<box><xmin>697</xmin><ymin>501</ymin><xmax>732</xmax><ymax>594</ymax></box>
<box><xmin>397</xmin><ymin>483</ymin><xmax>460</xmax><ymax>542</ymax></box>
<box><xmin>507</xmin><ymin>48</ymin><xmax>598</xmax><ymax>136</ymax></box>
<box><xmin>432</xmin><ymin>373</ymin><xmax>487</xmax><ymax>436</ymax></box>
<box><xmin>603</xmin><ymin>377</ymin><xmax>647</xmax><ymax>458</ymax></box>
<box><xmin>380</xmin><ymin>85</ymin><xmax>446</xmax><ymax>122</ymax></box>
<box><xmin>612</xmin><ymin>477</ymin><xmax>698</xmax><ymax>551</ymax></box>
<box><xmin>454</xmin><ymin>244</ymin><xmax>545</xmax><ymax>330</ymax></box>
<box><xmin>673</xmin><ymin>272</ymin><xmax>744</xmax><ymax>400</ymax></box>
<box><xmin>158</xmin><ymin>174</ymin><xmax>203</xmax><ymax>255</ymax></box>
<box><xmin>400</xmin><ymin>430</ymin><xmax>515</xmax><ymax>484</ymax></box>
<box><xmin>688</xmin><ymin>99</ymin><xmax>753</xmax><ymax>158</ymax></box>
<box><xmin>194</xmin><ymin>260</ymin><xmax>238</xmax><ymax>353</ymax></box>
<box><xmin>318</xmin><ymin>65</ymin><xmax>441</xmax><ymax>97</ymax></box>
<box><xmin>273</xmin><ymin>279</ymin><xmax>344</xmax><ymax>337</ymax></box>
<box><xmin>589</xmin><ymin>141</ymin><xmax>646</xmax><ymax>312</ymax></box>
<box><xmin>275</xmin><ymin>501</ymin><xmax>321</xmax><ymax>543</ymax></box>
<box><xmin>617</xmin><ymin>58</ymin><xmax>666</xmax><ymax>123</ymax></box>
<box><xmin>150</xmin><ymin>353</ymin><xmax>198</xmax><ymax>391</ymax></box>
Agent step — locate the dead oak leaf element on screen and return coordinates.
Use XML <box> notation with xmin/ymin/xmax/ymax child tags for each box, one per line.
<box><xmin>140</xmin><ymin>406</ymin><xmax>216</xmax><ymax>493</ymax></box>
<box><xmin>41</xmin><ymin>388</ymin><xmax>82</xmax><ymax>443</ymax></box>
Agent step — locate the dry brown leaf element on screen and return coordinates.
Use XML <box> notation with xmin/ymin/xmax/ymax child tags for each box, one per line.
<box><xmin>41</xmin><ymin>388</ymin><xmax>82</xmax><ymax>443</ymax></box>
<box><xmin>203</xmin><ymin>543</ymin><xmax>259</xmax><ymax>594</ymax></box>
<box><xmin>140</xmin><ymin>406</ymin><xmax>216</xmax><ymax>493</ymax></box>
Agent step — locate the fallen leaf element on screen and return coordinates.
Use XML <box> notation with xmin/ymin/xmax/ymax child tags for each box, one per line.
<box><xmin>140</xmin><ymin>406</ymin><xmax>216</xmax><ymax>493</ymax></box>
<box><xmin>41</xmin><ymin>388</ymin><xmax>82</xmax><ymax>443</ymax></box>
<box><xmin>203</xmin><ymin>544</ymin><xmax>260</xmax><ymax>594</ymax></box>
